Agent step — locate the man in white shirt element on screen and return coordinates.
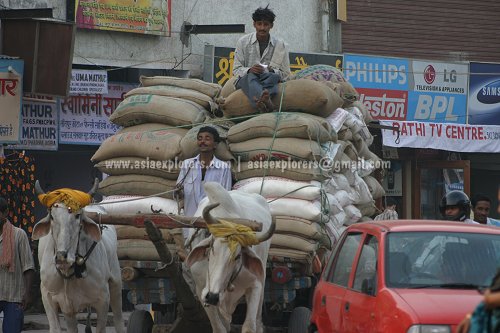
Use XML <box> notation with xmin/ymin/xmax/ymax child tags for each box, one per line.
<box><xmin>471</xmin><ymin>193</ymin><xmax>500</xmax><ymax>227</ymax></box>
<box><xmin>374</xmin><ymin>197</ymin><xmax>399</xmax><ymax>221</ymax></box>
<box><xmin>233</xmin><ymin>6</ymin><xmax>291</xmax><ymax>113</ymax></box>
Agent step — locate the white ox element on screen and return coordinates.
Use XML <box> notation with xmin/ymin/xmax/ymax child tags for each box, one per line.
<box><xmin>185</xmin><ymin>182</ymin><xmax>275</xmax><ymax>333</ymax></box>
<box><xmin>32</xmin><ymin>180</ymin><xmax>124</xmax><ymax>333</ymax></box>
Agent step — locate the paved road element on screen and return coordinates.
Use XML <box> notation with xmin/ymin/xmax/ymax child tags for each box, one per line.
<box><xmin>0</xmin><ymin>312</ymin><xmax>132</xmax><ymax>333</ymax></box>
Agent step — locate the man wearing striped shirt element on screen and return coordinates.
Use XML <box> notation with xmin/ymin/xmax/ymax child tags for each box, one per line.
<box><xmin>374</xmin><ymin>197</ymin><xmax>399</xmax><ymax>221</ymax></box>
<box><xmin>0</xmin><ymin>196</ymin><xmax>35</xmax><ymax>333</ymax></box>
<box><xmin>233</xmin><ymin>6</ymin><xmax>291</xmax><ymax>113</ymax></box>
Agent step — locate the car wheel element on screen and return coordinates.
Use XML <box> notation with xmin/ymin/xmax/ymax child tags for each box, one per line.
<box><xmin>288</xmin><ymin>306</ymin><xmax>311</xmax><ymax>333</ymax></box>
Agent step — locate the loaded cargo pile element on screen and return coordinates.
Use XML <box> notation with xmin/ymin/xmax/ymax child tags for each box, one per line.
<box><xmin>90</xmin><ymin>65</ymin><xmax>385</xmax><ymax>305</ymax></box>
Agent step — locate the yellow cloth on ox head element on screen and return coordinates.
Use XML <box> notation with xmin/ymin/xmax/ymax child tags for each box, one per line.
<box><xmin>207</xmin><ymin>219</ymin><xmax>259</xmax><ymax>260</ymax></box>
<box><xmin>38</xmin><ymin>189</ymin><xmax>92</xmax><ymax>212</ymax></box>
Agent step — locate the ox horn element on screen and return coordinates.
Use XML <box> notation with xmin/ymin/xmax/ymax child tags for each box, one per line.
<box><xmin>202</xmin><ymin>203</ymin><xmax>220</xmax><ymax>225</ymax></box>
<box><xmin>87</xmin><ymin>178</ymin><xmax>99</xmax><ymax>197</ymax></box>
<box><xmin>35</xmin><ymin>180</ymin><xmax>45</xmax><ymax>196</ymax></box>
<box><xmin>256</xmin><ymin>216</ymin><xmax>276</xmax><ymax>243</ymax></box>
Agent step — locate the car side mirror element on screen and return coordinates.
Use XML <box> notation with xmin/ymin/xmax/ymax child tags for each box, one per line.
<box><xmin>361</xmin><ymin>277</ymin><xmax>376</xmax><ymax>296</ymax></box>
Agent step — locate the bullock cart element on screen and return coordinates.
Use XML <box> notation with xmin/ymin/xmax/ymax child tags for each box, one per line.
<box><xmin>86</xmin><ymin>212</ymin><xmax>264</xmax><ymax>333</ymax></box>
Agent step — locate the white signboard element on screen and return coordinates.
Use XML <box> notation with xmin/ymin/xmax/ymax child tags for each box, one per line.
<box><xmin>0</xmin><ymin>72</ymin><xmax>22</xmax><ymax>143</ymax></box>
<box><xmin>381</xmin><ymin>120</ymin><xmax>500</xmax><ymax>153</ymax></box>
<box><xmin>70</xmin><ymin>69</ymin><xmax>108</xmax><ymax>95</ymax></box>
<box><xmin>411</xmin><ymin>61</ymin><xmax>468</xmax><ymax>95</ymax></box>
<box><xmin>8</xmin><ymin>96</ymin><xmax>58</xmax><ymax>150</ymax></box>
<box><xmin>59</xmin><ymin>83</ymin><xmax>133</xmax><ymax>145</ymax></box>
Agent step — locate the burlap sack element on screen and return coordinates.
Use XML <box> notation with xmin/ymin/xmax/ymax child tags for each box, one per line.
<box><xmin>233</xmin><ymin>177</ymin><xmax>322</xmax><ymax>201</ymax></box>
<box><xmin>229</xmin><ymin>137</ymin><xmax>323</xmax><ymax>162</ymax></box>
<box><xmin>268</xmin><ymin>248</ymin><xmax>314</xmax><ymax>265</ymax></box>
<box><xmin>139</xmin><ymin>75</ymin><xmax>221</xmax><ymax>98</ymax></box>
<box><xmin>233</xmin><ymin>162</ymin><xmax>326</xmax><ymax>182</ymax></box>
<box><xmin>117</xmin><ymin>123</ymin><xmax>188</xmax><ymax>137</ymax></box>
<box><xmin>274</xmin><ymin>216</ymin><xmax>323</xmax><ymax>239</ymax></box>
<box><xmin>95</xmin><ymin>157</ymin><xmax>181</xmax><ymax>180</ymax></box>
<box><xmin>91</xmin><ymin>130</ymin><xmax>182</xmax><ymax>162</ymax></box>
<box><xmin>338</xmin><ymin>140</ymin><xmax>359</xmax><ymax>161</ymax></box>
<box><xmin>90</xmin><ymin>195</ymin><xmax>179</xmax><ymax>215</ymax></box>
<box><xmin>117</xmin><ymin>239</ymin><xmax>178</xmax><ymax>260</ymax></box>
<box><xmin>356</xmin><ymin>203</ymin><xmax>377</xmax><ymax>217</ymax></box>
<box><xmin>363</xmin><ymin>176</ymin><xmax>386</xmax><ymax>199</ymax></box>
<box><xmin>125</xmin><ymin>85</ymin><xmax>214</xmax><ymax>110</ymax></box>
<box><xmin>98</xmin><ymin>175</ymin><xmax>178</xmax><ymax>199</ymax></box>
<box><xmin>179</xmin><ymin>124</ymin><xmax>234</xmax><ymax>161</ymax></box>
<box><xmin>271</xmin><ymin>234</ymin><xmax>319</xmax><ymax>252</ymax></box>
<box><xmin>110</xmin><ymin>94</ymin><xmax>206</xmax><ymax>127</ymax></box>
<box><xmin>292</xmin><ymin>64</ymin><xmax>347</xmax><ymax>83</ymax></box>
<box><xmin>220</xmin><ymin>79</ymin><xmax>343</xmax><ymax>118</ymax></box>
<box><xmin>227</xmin><ymin>112</ymin><xmax>333</xmax><ymax>143</ymax></box>
<box><xmin>220</xmin><ymin>76</ymin><xmax>238</xmax><ymax>98</ymax></box>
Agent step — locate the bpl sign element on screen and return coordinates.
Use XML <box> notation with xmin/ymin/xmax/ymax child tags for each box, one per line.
<box><xmin>407</xmin><ymin>61</ymin><xmax>468</xmax><ymax>124</ymax></box>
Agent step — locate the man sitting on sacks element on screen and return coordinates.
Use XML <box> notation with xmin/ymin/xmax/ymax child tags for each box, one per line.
<box><xmin>232</xmin><ymin>6</ymin><xmax>291</xmax><ymax>113</ymax></box>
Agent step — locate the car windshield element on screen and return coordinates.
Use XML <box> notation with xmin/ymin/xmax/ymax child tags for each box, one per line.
<box><xmin>385</xmin><ymin>231</ymin><xmax>500</xmax><ymax>289</ymax></box>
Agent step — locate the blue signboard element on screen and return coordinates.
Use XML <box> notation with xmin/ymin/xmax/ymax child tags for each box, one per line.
<box><xmin>468</xmin><ymin>62</ymin><xmax>500</xmax><ymax>125</ymax></box>
<box><xmin>407</xmin><ymin>91</ymin><xmax>467</xmax><ymax>123</ymax></box>
<box><xmin>344</xmin><ymin>54</ymin><xmax>409</xmax><ymax>90</ymax></box>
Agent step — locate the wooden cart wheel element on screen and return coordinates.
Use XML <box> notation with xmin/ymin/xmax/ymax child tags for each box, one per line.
<box><xmin>288</xmin><ymin>306</ymin><xmax>311</xmax><ymax>333</ymax></box>
<box><xmin>127</xmin><ymin>309</ymin><xmax>154</xmax><ymax>333</ymax></box>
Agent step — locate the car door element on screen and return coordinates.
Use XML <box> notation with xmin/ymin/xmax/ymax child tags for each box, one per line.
<box><xmin>316</xmin><ymin>232</ymin><xmax>362</xmax><ymax>333</ymax></box>
<box><xmin>342</xmin><ymin>234</ymin><xmax>379</xmax><ymax>333</ymax></box>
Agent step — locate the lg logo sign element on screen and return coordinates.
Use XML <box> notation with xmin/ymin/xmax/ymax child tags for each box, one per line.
<box><xmin>423</xmin><ymin>64</ymin><xmax>457</xmax><ymax>83</ymax></box>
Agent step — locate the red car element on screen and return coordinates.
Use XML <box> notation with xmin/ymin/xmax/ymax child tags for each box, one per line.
<box><xmin>309</xmin><ymin>221</ymin><xmax>500</xmax><ymax>333</ymax></box>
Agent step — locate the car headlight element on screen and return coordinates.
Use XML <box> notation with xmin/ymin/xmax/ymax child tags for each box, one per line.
<box><xmin>407</xmin><ymin>325</ymin><xmax>451</xmax><ymax>333</ymax></box>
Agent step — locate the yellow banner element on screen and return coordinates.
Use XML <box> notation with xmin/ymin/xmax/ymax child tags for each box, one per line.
<box><xmin>75</xmin><ymin>0</ymin><xmax>171</xmax><ymax>36</ymax></box>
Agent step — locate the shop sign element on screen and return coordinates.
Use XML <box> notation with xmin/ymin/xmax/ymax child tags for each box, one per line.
<box><xmin>75</xmin><ymin>0</ymin><xmax>171</xmax><ymax>36</ymax></box>
<box><xmin>212</xmin><ymin>46</ymin><xmax>343</xmax><ymax>86</ymax></box>
<box><xmin>407</xmin><ymin>61</ymin><xmax>468</xmax><ymax>124</ymax></box>
<box><xmin>468</xmin><ymin>62</ymin><xmax>500</xmax><ymax>125</ymax></box>
<box><xmin>8</xmin><ymin>95</ymin><xmax>58</xmax><ymax>151</ymax></box>
<box><xmin>58</xmin><ymin>83</ymin><xmax>134</xmax><ymax>145</ymax></box>
<box><xmin>70</xmin><ymin>69</ymin><xmax>108</xmax><ymax>95</ymax></box>
<box><xmin>0</xmin><ymin>59</ymin><xmax>23</xmax><ymax>144</ymax></box>
<box><xmin>357</xmin><ymin>88</ymin><xmax>408</xmax><ymax>121</ymax></box>
<box><xmin>380</xmin><ymin>120</ymin><xmax>500</xmax><ymax>153</ymax></box>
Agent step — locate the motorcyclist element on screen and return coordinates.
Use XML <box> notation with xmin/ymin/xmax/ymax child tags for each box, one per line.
<box><xmin>439</xmin><ymin>190</ymin><xmax>477</xmax><ymax>224</ymax></box>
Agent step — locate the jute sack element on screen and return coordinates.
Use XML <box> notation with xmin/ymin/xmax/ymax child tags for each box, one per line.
<box><xmin>274</xmin><ymin>216</ymin><xmax>323</xmax><ymax>239</ymax></box>
<box><xmin>125</xmin><ymin>85</ymin><xmax>215</xmax><ymax>110</ymax></box>
<box><xmin>179</xmin><ymin>125</ymin><xmax>234</xmax><ymax>161</ymax></box>
<box><xmin>95</xmin><ymin>157</ymin><xmax>180</xmax><ymax>180</ymax></box>
<box><xmin>271</xmin><ymin>234</ymin><xmax>319</xmax><ymax>252</ymax></box>
<box><xmin>220</xmin><ymin>76</ymin><xmax>238</xmax><ymax>98</ymax></box>
<box><xmin>220</xmin><ymin>79</ymin><xmax>343</xmax><ymax>118</ymax></box>
<box><xmin>98</xmin><ymin>175</ymin><xmax>177</xmax><ymax>199</ymax></box>
<box><xmin>139</xmin><ymin>75</ymin><xmax>221</xmax><ymax>98</ymax></box>
<box><xmin>338</xmin><ymin>140</ymin><xmax>359</xmax><ymax>161</ymax></box>
<box><xmin>338</xmin><ymin>127</ymin><xmax>353</xmax><ymax>141</ymax></box>
<box><xmin>344</xmin><ymin>204</ymin><xmax>362</xmax><ymax>225</ymax></box>
<box><xmin>110</xmin><ymin>94</ymin><xmax>206</xmax><ymax>127</ymax></box>
<box><xmin>356</xmin><ymin>203</ymin><xmax>377</xmax><ymax>217</ymax></box>
<box><xmin>292</xmin><ymin>64</ymin><xmax>347</xmax><ymax>83</ymax></box>
<box><xmin>115</xmin><ymin>225</ymin><xmax>173</xmax><ymax>242</ymax></box>
<box><xmin>233</xmin><ymin>162</ymin><xmax>327</xmax><ymax>182</ymax></box>
<box><xmin>363</xmin><ymin>175</ymin><xmax>386</xmax><ymax>199</ymax></box>
<box><xmin>233</xmin><ymin>177</ymin><xmax>322</xmax><ymax>201</ymax></box>
<box><xmin>117</xmin><ymin>123</ymin><xmax>188</xmax><ymax>137</ymax></box>
<box><xmin>117</xmin><ymin>239</ymin><xmax>177</xmax><ymax>261</ymax></box>
<box><xmin>229</xmin><ymin>137</ymin><xmax>323</xmax><ymax>162</ymax></box>
<box><xmin>91</xmin><ymin>130</ymin><xmax>182</xmax><ymax>162</ymax></box>
<box><xmin>89</xmin><ymin>195</ymin><xmax>179</xmax><ymax>215</ymax></box>
<box><xmin>268</xmin><ymin>248</ymin><xmax>314</xmax><ymax>265</ymax></box>
<box><xmin>227</xmin><ymin>112</ymin><xmax>333</xmax><ymax>143</ymax></box>
<box><xmin>268</xmin><ymin>197</ymin><xmax>328</xmax><ymax>223</ymax></box>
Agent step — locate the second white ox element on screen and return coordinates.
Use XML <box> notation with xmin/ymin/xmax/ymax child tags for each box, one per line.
<box><xmin>32</xmin><ymin>180</ymin><xmax>124</xmax><ymax>333</ymax></box>
<box><xmin>186</xmin><ymin>182</ymin><xmax>275</xmax><ymax>333</ymax></box>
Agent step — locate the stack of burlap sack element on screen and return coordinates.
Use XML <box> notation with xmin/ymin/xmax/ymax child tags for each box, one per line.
<box><xmin>219</xmin><ymin>64</ymin><xmax>385</xmax><ymax>272</ymax></box>
<box><xmin>90</xmin><ymin>76</ymin><xmax>232</xmax><ymax>261</ymax></box>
